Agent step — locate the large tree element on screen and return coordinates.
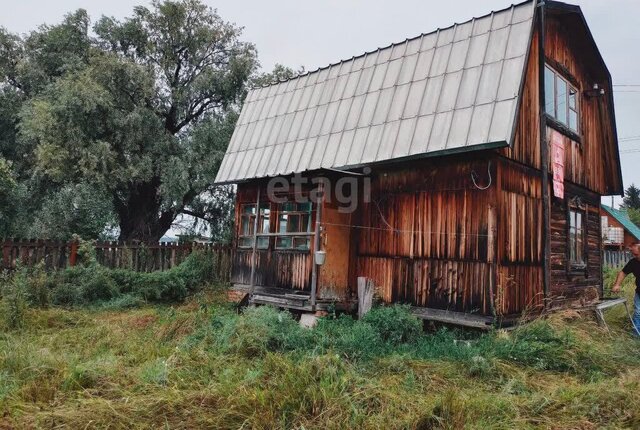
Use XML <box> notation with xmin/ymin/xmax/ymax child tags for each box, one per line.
<box><xmin>3</xmin><ymin>0</ymin><xmax>258</xmax><ymax>241</ymax></box>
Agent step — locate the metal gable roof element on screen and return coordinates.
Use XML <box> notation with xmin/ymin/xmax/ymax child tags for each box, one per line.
<box><xmin>601</xmin><ymin>205</ymin><xmax>640</xmax><ymax>241</ymax></box>
<box><xmin>215</xmin><ymin>0</ymin><xmax>536</xmax><ymax>184</ymax></box>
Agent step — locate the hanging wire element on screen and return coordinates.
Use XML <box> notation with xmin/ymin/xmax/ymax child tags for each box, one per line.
<box><xmin>320</xmin><ymin>220</ymin><xmax>492</xmax><ymax>237</ymax></box>
<box><xmin>471</xmin><ymin>161</ymin><xmax>492</xmax><ymax>190</ymax></box>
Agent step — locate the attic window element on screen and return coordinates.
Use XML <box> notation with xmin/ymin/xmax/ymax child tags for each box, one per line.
<box><xmin>544</xmin><ymin>65</ymin><xmax>579</xmax><ymax>133</ymax></box>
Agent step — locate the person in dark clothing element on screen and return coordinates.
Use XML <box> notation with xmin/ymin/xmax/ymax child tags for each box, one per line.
<box><xmin>612</xmin><ymin>243</ymin><xmax>640</xmax><ymax>337</ymax></box>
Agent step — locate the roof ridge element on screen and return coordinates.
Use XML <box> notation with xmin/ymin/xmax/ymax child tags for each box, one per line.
<box><xmin>250</xmin><ymin>0</ymin><xmax>534</xmax><ymax>90</ymax></box>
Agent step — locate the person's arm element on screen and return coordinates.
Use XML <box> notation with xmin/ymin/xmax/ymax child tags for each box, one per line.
<box><xmin>612</xmin><ymin>271</ymin><xmax>627</xmax><ymax>293</ymax></box>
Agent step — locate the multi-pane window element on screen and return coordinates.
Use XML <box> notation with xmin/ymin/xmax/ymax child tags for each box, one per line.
<box><xmin>544</xmin><ymin>65</ymin><xmax>579</xmax><ymax>133</ymax></box>
<box><xmin>275</xmin><ymin>202</ymin><xmax>313</xmax><ymax>250</ymax></box>
<box><xmin>568</xmin><ymin>208</ymin><xmax>586</xmax><ymax>268</ymax></box>
<box><xmin>238</xmin><ymin>203</ymin><xmax>270</xmax><ymax>249</ymax></box>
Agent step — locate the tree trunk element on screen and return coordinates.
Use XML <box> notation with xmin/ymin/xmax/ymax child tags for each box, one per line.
<box><xmin>115</xmin><ymin>179</ymin><xmax>176</xmax><ymax>242</ymax></box>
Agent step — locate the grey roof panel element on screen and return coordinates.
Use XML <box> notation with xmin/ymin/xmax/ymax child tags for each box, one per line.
<box><xmin>409</xmin><ymin>114</ymin><xmax>435</xmax><ymax>155</ymax></box>
<box><xmin>347</xmin><ymin>126</ymin><xmax>370</xmax><ymax>165</ymax></box>
<box><xmin>413</xmin><ymin>49</ymin><xmax>435</xmax><ymax>81</ymax></box>
<box><xmin>388</xmin><ymin>83</ymin><xmax>411</xmax><ymax>122</ymax></box>
<box><xmin>392</xmin><ymin>117</ymin><xmax>417</xmax><ymax>158</ymax></box>
<box><xmin>215</xmin><ymin>0</ymin><xmax>535</xmax><ymax>183</ymax></box>
<box><xmin>360</xmin><ymin>123</ymin><xmax>384</xmax><ymax>164</ymax></box>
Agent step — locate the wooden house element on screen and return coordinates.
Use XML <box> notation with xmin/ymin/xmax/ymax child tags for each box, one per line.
<box><xmin>600</xmin><ymin>205</ymin><xmax>640</xmax><ymax>250</ymax></box>
<box><xmin>214</xmin><ymin>0</ymin><xmax>623</xmax><ymax>327</ymax></box>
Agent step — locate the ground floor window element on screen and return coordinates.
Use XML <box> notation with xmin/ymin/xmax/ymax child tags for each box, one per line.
<box><xmin>275</xmin><ymin>202</ymin><xmax>313</xmax><ymax>250</ymax></box>
<box><xmin>238</xmin><ymin>203</ymin><xmax>270</xmax><ymax>249</ymax></box>
<box><xmin>568</xmin><ymin>206</ymin><xmax>586</xmax><ymax>269</ymax></box>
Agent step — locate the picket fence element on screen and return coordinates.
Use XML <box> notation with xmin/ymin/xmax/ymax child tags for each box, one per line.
<box><xmin>1</xmin><ymin>239</ymin><xmax>232</xmax><ymax>278</ymax></box>
<box><xmin>603</xmin><ymin>249</ymin><xmax>633</xmax><ymax>269</ymax></box>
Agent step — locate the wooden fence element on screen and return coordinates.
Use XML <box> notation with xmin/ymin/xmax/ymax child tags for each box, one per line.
<box><xmin>603</xmin><ymin>249</ymin><xmax>632</xmax><ymax>269</ymax></box>
<box><xmin>1</xmin><ymin>239</ymin><xmax>232</xmax><ymax>279</ymax></box>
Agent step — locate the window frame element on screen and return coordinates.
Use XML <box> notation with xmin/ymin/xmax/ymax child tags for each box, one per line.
<box><xmin>238</xmin><ymin>202</ymin><xmax>271</xmax><ymax>249</ymax></box>
<box><xmin>544</xmin><ymin>63</ymin><xmax>580</xmax><ymax>137</ymax></box>
<box><xmin>566</xmin><ymin>200</ymin><xmax>588</xmax><ymax>273</ymax></box>
<box><xmin>274</xmin><ymin>201</ymin><xmax>314</xmax><ymax>251</ymax></box>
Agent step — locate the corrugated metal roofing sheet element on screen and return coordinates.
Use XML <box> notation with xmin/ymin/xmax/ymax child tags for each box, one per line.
<box><xmin>215</xmin><ymin>0</ymin><xmax>535</xmax><ymax>184</ymax></box>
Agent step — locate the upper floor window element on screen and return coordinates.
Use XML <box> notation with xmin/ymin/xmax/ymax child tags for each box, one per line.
<box><xmin>544</xmin><ymin>65</ymin><xmax>579</xmax><ymax>133</ymax></box>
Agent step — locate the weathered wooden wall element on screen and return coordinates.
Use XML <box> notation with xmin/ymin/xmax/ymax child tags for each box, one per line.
<box><xmin>354</xmin><ymin>155</ymin><xmax>497</xmax><ymax>315</ymax></box>
<box><xmin>232</xmin><ymin>182</ymin><xmax>314</xmax><ymax>291</ymax></box>
<box><xmin>232</xmin><ymin>250</ymin><xmax>312</xmax><ymax>290</ymax></box>
<box><xmin>548</xmin><ymin>183</ymin><xmax>602</xmax><ymax>307</ymax></box>
<box><xmin>543</xmin><ymin>12</ymin><xmax>621</xmax><ymax>196</ymax></box>
<box><xmin>497</xmin><ymin>8</ymin><xmax>620</xmax><ymax>311</ymax></box>
<box><xmin>494</xmin><ymin>158</ymin><xmax>544</xmax><ymax>315</ymax></box>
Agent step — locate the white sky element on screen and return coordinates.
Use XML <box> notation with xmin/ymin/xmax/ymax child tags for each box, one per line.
<box><xmin>1</xmin><ymin>0</ymin><xmax>639</xmax><ymax>211</ymax></box>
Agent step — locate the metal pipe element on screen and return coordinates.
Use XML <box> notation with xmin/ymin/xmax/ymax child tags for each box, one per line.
<box><xmin>537</xmin><ymin>0</ymin><xmax>551</xmax><ymax>303</ymax></box>
<box><xmin>309</xmin><ymin>181</ymin><xmax>324</xmax><ymax>310</ymax></box>
<box><xmin>249</xmin><ymin>186</ymin><xmax>261</xmax><ymax>296</ymax></box>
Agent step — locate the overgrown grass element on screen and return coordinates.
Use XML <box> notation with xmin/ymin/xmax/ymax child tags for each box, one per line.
<box><xmin>1</xmin><ymin>275</ymin><xmax>639</xmax><ymax>428</ymax></box>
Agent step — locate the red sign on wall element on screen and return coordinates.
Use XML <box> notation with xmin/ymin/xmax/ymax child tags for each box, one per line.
<box><xmin>550</xmin><ymin>130</ymin><xmax>565</xmax><ymax>199</ymax></box>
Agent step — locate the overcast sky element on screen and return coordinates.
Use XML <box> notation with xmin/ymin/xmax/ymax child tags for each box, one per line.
<box><xmin>1</xmin><ymin>0</ymin><xmax>639</xmax><ymax>207</ymax></box>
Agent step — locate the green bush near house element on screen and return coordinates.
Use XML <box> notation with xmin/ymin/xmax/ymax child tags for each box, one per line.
<box><xmin>0</xmin><ymin>249</ymin><xmax>218</xmax><ymax>312</ymax></box>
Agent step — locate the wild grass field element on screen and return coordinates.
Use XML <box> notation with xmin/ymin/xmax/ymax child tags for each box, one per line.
<box><xmin>1</xmin><ymin>259</ymin><xmax>640</xmax><ymax>429</ymax></box>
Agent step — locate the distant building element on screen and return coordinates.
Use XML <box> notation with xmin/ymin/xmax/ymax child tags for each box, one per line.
<box><xmin>600</xmin><ymin>205</ymin><xmax>640</xmax><ymax>249</ymax></box>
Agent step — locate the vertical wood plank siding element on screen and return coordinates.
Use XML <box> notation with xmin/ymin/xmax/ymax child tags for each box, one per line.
<box><xmin>232</xmin><ymin>250</ymin><xmax>312</xmax><ymax>291</ymax></box>
<box><xmin>499</xmin><ymin>11</ymin><xmax>619</xmax><ymax>309</ymax></box>
<box><xmin>355</xmin><ymin>156</ymin><xmax>497</xmax><ymax>315</ymax></box>
<box><xmin>542</xmin><ymin>14</ymin><xmax>621</xmax><ymax>196</ymax></box>
<box><xmin>500</xmin><ymin>29</ymin><xmax>541</xmax><ymax>169</ymax></box>
<box><xmin>496</xmin><ymin>158</ymin><xmax>544</xmax><ymax>315</ymax></box>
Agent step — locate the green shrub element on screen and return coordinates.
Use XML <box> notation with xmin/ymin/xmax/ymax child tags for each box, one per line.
<box><xmin>51</xmin><ymin>265</ymin><xmax>119</xmax><ymax>305</ymax></box>
<box><xmin>35</xmin><ymin>250</ymin><xmax>216</xmax><ymax>307</ymax></box>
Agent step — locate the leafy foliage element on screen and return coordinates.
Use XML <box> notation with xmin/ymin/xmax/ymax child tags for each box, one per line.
<box><xmin>27</xmin><ymin>184</ymin><xmax>117</xmax><ymax>240</ymax></box>
<box><xmin>0</xmin><ymin>158</ymin><xmax>18</xmax><ymax>237</ymax></box>
<box><xmin>623</xmin><ymin>183</ymin><xmax>640</xmax><ymax>210</ymax></box>
<box><xmin>0</xmin><ymin>1</ymin><xmax>261</xmax><ymax>241</ymax></box>
<box><xmin>0</xmin><ymin>249</ymin><xmax>217</xmax><ymax>309</ymax></box>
